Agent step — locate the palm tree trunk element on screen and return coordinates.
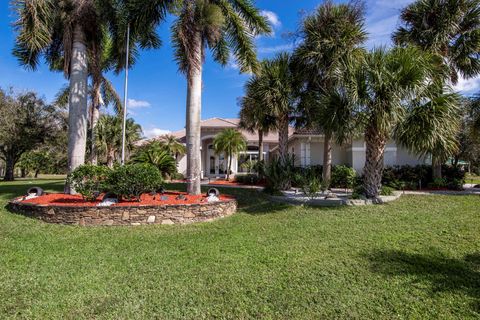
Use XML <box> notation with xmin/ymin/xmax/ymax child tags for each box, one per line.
<box><xmin>258</xmin><ymin>130</ymin><xmax>264</xmax><ymax>161</ymax></box>
<box><xmin>322</xmin><ymin>131</ymin><xmax>332</xmax><ymax>187</ymax></box>
<box><xmin>432</xmin><ymin>154</ymin><xmax>442</xmax><ymax>179</ymax></box>
<box><xmin>3</xmin><ymin>153</ymin><xmax>15</xmax><ymax>181</ymax></box>
<box><xmin>363</xmin><ymin>126</ymin><xmax>386</xmax><ymax>198</ymax></box>
<box><xmin>278</xmin><ymin>114</ymin><xmax>289</xmax><ymax>164</ymax></box>
<box><xmin>106</xmin><ymin>148</ymin><xmax>115</xmax><ymax>168</ymax></box>
<box><xmin>65</xmin><ymin>24</ymin><xmax>89</xmax><ymax>194</ymax></box>
<box><xmin>186</xmin><ymin>32</ymin><xmax>203</xmax><ymax>195</ymax></box>
<box><xmin>227</xmin><ymin>153</ymin><xmax>232</xmax><ymax>181</ymax></box>
<box><xmin>90</xmin><ymin>80</ymin><xmax>101</xmax><ymax>165</ymax></box>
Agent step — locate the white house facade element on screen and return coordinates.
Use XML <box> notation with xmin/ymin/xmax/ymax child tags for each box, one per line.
<box><xmin>151</xmin><ymin>118</ymin><xmax>426</xmax><ymax>178</ymax></box>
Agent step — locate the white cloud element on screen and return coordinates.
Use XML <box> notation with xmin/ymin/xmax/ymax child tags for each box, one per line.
<box><xmin>261</xmin><ymin>10</ymin><xmax>281</xmax><ymax>28</ymax></box>
<box><xmin>143</xmin><ymin>127</ymin><xmax>171</xmax><ymax>139</ymax></box>
<box><xmin>128</xmin><ymin>98</ymin><xmax>151</xmax><ymax>109</ymax></box>
<box><xmin>454</xmin><ymin>76</ymin><xmax>480</xmax><ymax>94</ymax></box>
<box><xmin>365</xmin><ymin>15</ymin><xmax>399</xmax><ymax>48</ymax></box>
<box><xmin>257</xmin><ymin>43</ymin><xmax>294</xmax><ymax>54</ymax></box>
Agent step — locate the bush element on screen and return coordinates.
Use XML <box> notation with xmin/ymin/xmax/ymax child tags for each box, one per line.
<box><xmin>264</xmin><ymin>155</ymin><xmax>296</xmax><ymax>193</ymax></box>
<box><xmin>170</xmin><ymin>172</ymin><xmax>184</xmax><ymax>180</ymax></box>
<box><xmin>67</xmin><ymin>165</ymin><xmax>110</xmax><ymax>201</ymax></box>
<box><xmin>235</xmin><ymin>174</ymin><xmax>260</xmax><ymax>185</ymax></box>
<box><xmin>131</xmin><ymin>141</ymin><xmax>177</xmax><ymax>178</ymax></box>
<box><xmin>429</xmin><ymin>178</ymin><xmax>447</xmax><ymax>189</ymax></box>
<box><xmin>331</xmin><ymin>165</ymin><xmax>356</xmax><ymax>188</ymax></box>
<box><xmin>106</xmin><ymin>164</ymin><xmax>163</xmax><ymax>201</ymax></box>
<box><xmin>382</xmin><ymin>165</ymin><xmax>465</xmax><ymax>190</ymax></box>
<box><xmin>301</xmin><ymin>176</ymin><xmax>321</xmax><ymax>199</ymax></box>
<box><xmin>447</xmin><ymin>178</ymin><xmax>464</xmax><ymax>191</ymax></box>
<box><xmin>380</xmin><ymin>185</ymin><xmax>394</xmax><ymax>196</ymax></box>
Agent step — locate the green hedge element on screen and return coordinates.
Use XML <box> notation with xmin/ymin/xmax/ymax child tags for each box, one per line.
<box><xmin>68</xmin><ymin>164</ymin><xmax>163</xmax><ymax>201</ymax></box>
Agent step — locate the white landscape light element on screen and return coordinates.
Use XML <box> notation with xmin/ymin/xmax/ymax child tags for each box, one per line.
<box><xmin>121</xmin><ymin>23</ymin><xmax>130</xmax><ymax>165</ymax></box>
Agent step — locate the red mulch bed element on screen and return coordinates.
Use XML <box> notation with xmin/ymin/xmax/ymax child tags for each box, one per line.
<box><xmin>18</xmin><ymin>192</ymin><xmax>233</xmax><ymax>207</ymax></box>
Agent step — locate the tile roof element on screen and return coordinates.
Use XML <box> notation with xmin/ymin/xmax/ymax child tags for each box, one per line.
<box><xmin>143</xmin><ymin>118</ymin><xmax>319</xmax><ymax>145</ymax></box>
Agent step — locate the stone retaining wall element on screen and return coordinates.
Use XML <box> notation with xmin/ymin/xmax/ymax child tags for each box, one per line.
<box><xmin>7</xmin><ymin>199</ymin><xmax>237</xmax><ymax>226</ymax></box>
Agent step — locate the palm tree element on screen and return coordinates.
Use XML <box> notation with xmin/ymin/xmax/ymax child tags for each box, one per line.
<box><xmin>294</xmin><ymin>0</ymin><xmax>366</xmax><ymax>186</ymax></box>
<box><xmin>131</xmin><ymin>141</ymin><xmax>177</xmax><ymax>178</ymax></box>
<box><xmin>393</xmin><ymin>0</ymin><xmax>480</xmax><ymax>177</ymax></box>
<box><xmin>213</xmin><ymin>128</ymin><xmax>247</xmax><ymax>180</ymax></box>
<box><xmin>395</xmin><ymin>91</ymin><xmax>461</xmax><ymax>172</ymax></box>
<box><xmin>96</xmin><ymin>115</ymin><xmax>142</xmax><ymax>167</ymax></box>
<box><xmin>239</xmin><ymin>79</ymin><xmax>277</xmax><ymax>162</ymax></box>
<box><xmin>157</xmin><ymin>134</ymin><xmax>186</xmax><ymax>159</ymax></box>
<box><xmin>163</xmin><ymin>0</ymin><xmax>270</xmax><ymax>194</ymax></box>
<box><xmin>12</xmin><ymin>0</ymin><xmax>166</xmax><ymax>193</ymax></box>
<box><xmin>352</xmin><ymin>46</ymin><xmax>441</xmax><ymax>198</ymax></box>
<box><xmin>246</xmin><ymin>53</ymin><xmax>296</xmax><ymax>164</ymax></box>
<box><xmin>55</xmin><ymin>74</ymin><xmax>122</xmax><ymax>164</ymax></box>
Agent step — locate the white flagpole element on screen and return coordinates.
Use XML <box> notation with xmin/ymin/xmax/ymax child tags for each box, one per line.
<box><xmin>121</xmin><ymin>23</ymin><xmax>130</xmax><ymax>165</ymax></box>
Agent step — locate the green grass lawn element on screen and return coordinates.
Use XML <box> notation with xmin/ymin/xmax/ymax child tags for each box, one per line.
<box><xmin>466</xmin><ymin>174</ymin><xmax>480</xmax><ymax>184</ymax></box>
<box><xmin>1</xmin><ymin>179</ymin><xmax>479</xmax><ymax>319</ymax></box>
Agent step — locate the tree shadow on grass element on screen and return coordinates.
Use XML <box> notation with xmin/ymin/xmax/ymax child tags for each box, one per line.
<box><xmin>364</xmin><ymin>249</ymin><xmax>480</xmax><ymax>313</ymax></box>
<box><xmin>0</xmin><ymin>180</ymin><xmax>64</xmax><ymax>201</ymax></box>
<box><xmin>165</xmin><ymin>183</ymin><xmax>292</xmax><ymax>215</ymax></box>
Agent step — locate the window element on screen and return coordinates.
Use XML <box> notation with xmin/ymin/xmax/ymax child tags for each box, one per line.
<box><xmin>300</xmin><ymin>142</ymin><xmax>311</xmax><ymax>167</ymax></box>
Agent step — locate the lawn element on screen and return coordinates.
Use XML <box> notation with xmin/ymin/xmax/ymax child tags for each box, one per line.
<box><xmin>0</xmin><ymin>180</ymin><xmax>479</xmax><ymax>319</ymax></box>
<box><xmin>466</xmin><ymin>174</ymin><xmax>480</xmax><ymax>184</ymax></box>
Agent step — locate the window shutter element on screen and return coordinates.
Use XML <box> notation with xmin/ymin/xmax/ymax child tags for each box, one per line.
<box><xmin>306</xmin><ymin>143</ymin><xmax>311</xmax><ymax>166</ymax></box>
<box><xmin>300</xmin><ymin>143</ymin><xmax>305</xmax><ymax>167</ymax></box>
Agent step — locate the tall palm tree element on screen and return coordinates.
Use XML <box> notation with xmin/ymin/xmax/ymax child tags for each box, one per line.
<box><xmin>213</xmin><ymin>128</ymin><xmax>247</xmax><ymax>180</ymax></box>
<box><xmin>12</xmin><ymin>0</ymin><xmax>166</xmax><ymax>193</ymax></box>
<box><xmin>352</xmin><ymin>46</ymin><xmax>441</xmax><ymax>198</ymax></box>
<box><xmin>294</xmin><ymin>0</ymin><xmax>366</xmax><ymax>185</ymax></box>
<box><xmin>239</xmin><ymin>78</ymin><xmax>277</xmax><ymax>162</ymax></box>
<box><xmin>96</xmin><ymin>114</ymin><xmax>142</xmax><ymax>167</ymax></box>
<box><xmin>13</xmin><ymin>0</ymin><xmax>103</xmax><ymax>192</ymax></box>
<box><xmin>246</xmin><ymin>53</ymin><xmax>296</xmax><ymax>164</ymax></box>
<box><xmin>393</xmin><ymin>0</ymin><xmax>480</xmax><ymax>177</ymax></box>
<box><xmin>164</xmin><ymin>0</ymin><xmax>270</xmax><ymax>194</ymax></box>
<box><xmin>55</xmin><ymin>73</ymin><xmax>122</xmax><ymax>164</ymax></box>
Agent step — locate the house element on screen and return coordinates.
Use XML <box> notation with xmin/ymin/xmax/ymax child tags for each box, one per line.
<box><xmin>153</xmin><ymin>118</ymin><xmax>426</xmax><ymax>178</ymax></box>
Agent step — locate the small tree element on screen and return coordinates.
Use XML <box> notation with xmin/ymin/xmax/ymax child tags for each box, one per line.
<box><xmin>131</xmin><ymin>141</ymin><xmax>178</xmax><ymax>178</ymax></box>
<box><xmin>294</xmin><ymin>0</ymin><xmax>367</xmax><ymax>186</ymax></box>
<box><xmin>157</xmin><ymin>135</ymin><xmax>186</xmax><ymax>159</ymax></box>
<box><xmin>95</xmin><ymin>115</ymin><xmax>142</xmax><ymax>167</ymax></box>
<box><xmin>0</xmin><ymin>90</ymin><xmax>56</xmax><ymax>181</ymax></box>
<box><xmin>213</xmin><ymin>129</ymin><xmax>247</xmax><ymax>180</ymax></box>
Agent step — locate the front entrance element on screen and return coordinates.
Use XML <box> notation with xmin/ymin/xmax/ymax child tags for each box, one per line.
<box><xmin>207</xmin><ymin>145</ymin><xmax>227</xmax><ymax>177</ymax></box>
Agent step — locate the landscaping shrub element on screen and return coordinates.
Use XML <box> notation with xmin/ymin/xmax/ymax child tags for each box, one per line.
<box><xmin>301</xmin><ymin>176</ymin><xmax>321</xmax><ymax>199</ymax></box>
<box><xmin>171</xmin><ymin>172</ymin><xmax>185</xmax><ymax>180</ymax></box>
<box><xmin>131</xmin><ymin>142</ymin><xmax>177</xmax><ymax>178</ymax></box>
<box><xmin>298</xmin><ymin>166</ymin><xmax>322</xmax><ymax>199</ymax></box>
<box><xmin>67</xmin><ymin>165</ymin><xmax>110</xmax><ymax>201</ymax></box>
<box><xmin>380</xmin><ymin>185</ymin><xmax>394</xmax><ymax>196</ymax></box>
<box><xmin>106</xmin><ymin>164</ymin><xmax>163</xmax><ymax>201</ymax></box>
<box><xmin>264</xmin><ymin>155</ymin><xmax>295</xmax><ymax>193</ymax></box>
<box><xmin>331</xmin><ymin>165</ymin><xmax>356</xmax><ymax>188</ymax></box>
<box><xmin>382</xmin><ymin>165</ymin><xmax>465</xmax><ymax>190</ymax></box>
<box><xmin>235</xmin><ymin>174</ymin><xmax>260</xmax><ymax>185</ymax></box>
<box><xmin>429</xmin><ymin>178</ymin><xmax>447</xmax><ymax>189</ymax></box>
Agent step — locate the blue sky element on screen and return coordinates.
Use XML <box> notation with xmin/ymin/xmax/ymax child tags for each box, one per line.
<box><xmin>1</xmin><ymin>0</ymin><xmax>478</xmax><ymax>138</ymax></box>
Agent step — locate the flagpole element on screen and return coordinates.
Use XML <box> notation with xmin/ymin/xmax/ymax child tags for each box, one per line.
<box><xmin>121</xmin><ymin>23</ymin><xmax>130</xmax><ymax>165</ymax></box>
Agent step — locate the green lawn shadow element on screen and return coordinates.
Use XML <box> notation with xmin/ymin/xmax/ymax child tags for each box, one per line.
<box><xmin>363</xmin><ymin>249</ymin><xmax>480</xmax><ymax>313</ymax></box>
